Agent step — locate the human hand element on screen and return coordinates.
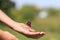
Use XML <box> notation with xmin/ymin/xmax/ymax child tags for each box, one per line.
<box><xmin>12</xmin><ymin>22</ymin><xmax>45</xmax><ymax>39</ymax></box>
<box><xmin>0</xmin><ymin>10</ymin><xmax>45</xmax><ymax>39</ymax></box>
<box><xmin>0</xmin><ymin>31</ymin><xmax>18</xmax><ymax>40</ymax></box>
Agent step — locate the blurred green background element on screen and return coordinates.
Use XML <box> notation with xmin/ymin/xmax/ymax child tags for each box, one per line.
<box><xmin>0</xmin><ymin>0</ymin><xmax>60</xmax><ymax>40</ymax></box>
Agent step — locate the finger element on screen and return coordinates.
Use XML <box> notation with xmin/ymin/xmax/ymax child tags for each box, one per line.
<box><xmin>25</xmin><ymin>26</ymin><xmax>36</xmax><ymax>32</ymax></box>
<box><xmin>27</xmin><ymin>32</ymin><xmax>45</xmax><ymax>37</ymax></box>
<box><xmin>26</xmin><ymin>21</ymin><xmax>45</xmax><ymax>35</ymax></box>
<box><xmin>35</xmin><ymin>32</ymin><xmax>45</xmax><ymax>39</ymax></box>
<box><xmin>40</xmin><ymin>32</ymin><xmax>45</xmax><ymax>35</ymax></box>
<box><xmin>22</xmin><ymin>31</ymin><xmax>40</xmax><ymax>35</ymax></box>
<box><xmin>22</xmin><ymin>25</ymin><xmax>36</xmax><ymax>32</ymax></box>
<box><xmin>26</xmin><ymin>32</ymin><xmax>45</xmax><ymax>39</ymax></box>
<box><xmin>24</xmin><ymin>26</ymin><xmax>35</xmax><ymax>32</ymax></box>
<box><xmin>29</xmin><ymin>28</ymin><xmax>36</xmax><ymax>32</ymax></box>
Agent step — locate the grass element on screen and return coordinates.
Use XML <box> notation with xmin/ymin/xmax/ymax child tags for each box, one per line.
<box><xmin>0</xmin><ymin>23</ymin><xmax>60</xmax><ymax>40</ymax></box>
<box><xmin>0</xmin><ymin>16</ymin><xmax>60</xmax><ymax>40</ymax></box>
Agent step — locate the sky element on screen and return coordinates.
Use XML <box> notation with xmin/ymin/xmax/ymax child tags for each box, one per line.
<box><xmin>11</xmin><ymin>0</ymin><xmax>60</xmax><ymax>9</ymax></box>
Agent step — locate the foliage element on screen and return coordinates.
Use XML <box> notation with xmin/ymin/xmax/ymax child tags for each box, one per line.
<box><xmin>19</xmin><ymin>5</ymin><xmax>40</xmax><ymax>21</ymax></box>
<box><xmin>0</xmin><ymin>0</ymin><xmax>60</xmax><ymax>40</ymax></box>
<box><xmin>0</xmin><ymin>0</ymin><xmax>15</xmax><ymax>14</ymax></box>
<box><xmin>47</xmin><ymin>7</ymin><xmax>59</xmax><ymax>16</ymax></box>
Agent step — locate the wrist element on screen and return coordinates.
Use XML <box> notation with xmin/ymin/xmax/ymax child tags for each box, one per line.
<box><xmin>8</xmin><ymin>21</ymin><xmax>18</xmax><ymax>28</ymax></box>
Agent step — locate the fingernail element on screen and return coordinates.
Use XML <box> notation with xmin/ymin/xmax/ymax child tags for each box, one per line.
<box><xmin>40</xmin><ymin>32</ymin><xmax>45</xmax><ymax>35</ymax></box>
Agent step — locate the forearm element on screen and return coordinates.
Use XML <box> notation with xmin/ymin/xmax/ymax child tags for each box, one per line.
<box><xmin>0</xmin><ymin>10</ymin><xmax>16</xmax><ymax>28</ymax></box>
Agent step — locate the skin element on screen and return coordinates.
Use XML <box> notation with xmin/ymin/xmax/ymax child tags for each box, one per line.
<box><xmin>0</xmin><ymin>30</ymin><xmax>18</xmax><ymax>40</ymax></box>
<box><xmin>0</xmin><ymin>10</ymin><xmax>45</xmax><ymax>40</ymax></box>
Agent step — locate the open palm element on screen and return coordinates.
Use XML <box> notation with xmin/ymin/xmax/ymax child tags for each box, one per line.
<box><xmin>12</xmin><ymin>22</ymin><xmax>45</xmax><ymax>39</ymax></box>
